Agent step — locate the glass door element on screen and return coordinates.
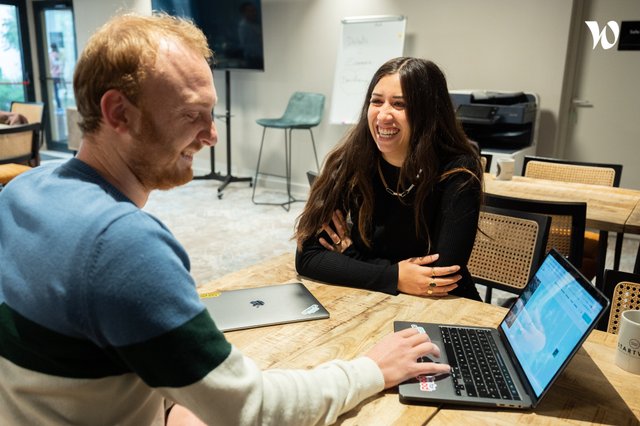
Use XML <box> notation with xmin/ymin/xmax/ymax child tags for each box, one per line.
<box><xmin>33</xmin><ymin>1</ymin><xmax>75</xmax><ymax>151</ymax></box>
<box><xmin>0</xmin><ymin>0</ymin><xmax>34</xmax><ymax>110</ymax></box>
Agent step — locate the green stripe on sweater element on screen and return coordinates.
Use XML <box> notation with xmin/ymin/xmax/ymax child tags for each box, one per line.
<box><xmin>115</xmin><ymin>310</ymin><xmax>232</xmax><ymax>387</ymax></box>
<box><xmin>0</xmin><ymin>303</ymin><xmax>128</xmax><ymax>377</ymax></box>
<box><xmin>1</xmin><ymin>304</ymin><xmax>231</xmax><ymax>386</ymax></box>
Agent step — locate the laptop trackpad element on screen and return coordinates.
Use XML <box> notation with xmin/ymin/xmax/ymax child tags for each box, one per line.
<box><xmin>417</xmin><ymin>356</ymin><xmax>450</xmax><ymax>381</ymax></box>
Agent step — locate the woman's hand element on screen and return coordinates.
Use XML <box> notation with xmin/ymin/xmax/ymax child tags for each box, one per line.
<box><xmin>397</xmin><ymin>254</ymin><xmax>461</xmax><ymax>297</ymax></box>
<box><xmin>0</xmin><ymin>112</ymin><xmax>27</xmax><ymax>126</ymax></box>
<box><xmin>318</xmin><ymin>210</ymin><xmax>352</xmax><ymax>253</ymax></box>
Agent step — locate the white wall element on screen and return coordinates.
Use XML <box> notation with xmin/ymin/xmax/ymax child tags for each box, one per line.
<box><xmin>73</xmin><ymin>0</ymin><xmax>152</xmax><ymax>51</ymax></box>
<box><xmin>71</xmin><ymin>0</ymin><xmax>575</xmax><ymax>194</ymax></box>
<box><xmin>560</xmin><ymin>0</ymin><xmax>640</xmax><ymax>189</ymax></box>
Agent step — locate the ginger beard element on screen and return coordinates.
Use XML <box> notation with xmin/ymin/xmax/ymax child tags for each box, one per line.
<box><xmin>128</xmin><ymin>105</ymin><xmax>200</xmax><ymax>191</ymax></box>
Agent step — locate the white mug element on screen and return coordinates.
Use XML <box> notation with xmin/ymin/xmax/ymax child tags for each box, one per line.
<box><xmin>495</xmin><ymin>158</ymin><xmax>515</xmax><ymax>181</ymax></box>
<box><xmin>615</xmin><ymin>309</ymin><xmax>640</xmax><ymax>375</ymax></box>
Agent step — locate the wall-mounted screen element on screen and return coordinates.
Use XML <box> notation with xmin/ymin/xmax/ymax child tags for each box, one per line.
<box><xmin>152</xmin><ymin>0</ymin><xmax>264</xmax><ymax>71</ymax></box>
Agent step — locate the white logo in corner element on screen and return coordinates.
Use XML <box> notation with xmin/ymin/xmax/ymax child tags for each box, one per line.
<box><xmin>302</xmin><ymin>304</ymin><xmax>320</xmax><ymax>315</ymax></box>
<box><xmin>585</xmin><ymin>21</ymin><xmax>620</xmax><ymax>50</ymax></box>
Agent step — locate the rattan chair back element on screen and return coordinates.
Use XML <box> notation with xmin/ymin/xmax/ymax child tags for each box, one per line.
<box><xmin>600</xmin><ymin>270</ymin><xmax>640</xmax><ymax>334</ymax></box>
<box><xmin>11</xmin><ymin>102</ymin><xmax>45</xmax><ymax>158</ymax></box>
<box><xmin>607</xmin><ymin>282</ymin><xmax>640</xmax><ymax>334</ymax></box>
<box><xmin>0</xmin><ymin>123</ymin><xmax>42</xmax><ymax>166</ymax></box>
<box><xmin>10</xmin><ymin>101</ymin><xmax>44</xmax><ymax>126</ymax></box>
<box><xmin>468</xmin><ymin>205</ymin><xmax>550</xmax><ymax>303</ymax></box>
<box><xmin>484</xmin><ymin>194</ymin><xmax>585</xmax><ymax>268</ymax></box>
<box><xmin>522</xmin><ymin>155</ymin><xmax>624</xmax><ymax>278</ymax></box>
<box><xmin>522</xmin><ymin>155</ymin><xmax>622</xmax><ymax>187</ymax></box>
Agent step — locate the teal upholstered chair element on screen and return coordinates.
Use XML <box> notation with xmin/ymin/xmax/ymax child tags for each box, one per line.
<box><xmin>251</xmin><ymin>92</ymin><xmax>324</xmax><ymax>211</ymax></box>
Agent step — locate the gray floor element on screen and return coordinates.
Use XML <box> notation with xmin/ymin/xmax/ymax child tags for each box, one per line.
<box><xmin>42</xmin><ymin>152</ymin><xmax>640</xmax><ymax>306</ymax></box>
<box><xmin>144</xmin><ymin>179</ymin><xmax>305</xmax><ymax>287</ymax></box>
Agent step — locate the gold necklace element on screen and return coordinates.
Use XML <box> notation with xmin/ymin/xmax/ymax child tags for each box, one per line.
<box><xmin>377</xmin><ymin>160</ymin><xmax>422</xmax><ymax>198</ymax></box>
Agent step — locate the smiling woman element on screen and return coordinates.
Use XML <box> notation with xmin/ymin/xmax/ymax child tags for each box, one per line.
<box><xmin>367</xmin><ymin>73</ymin><xmax>410</xmax><ymax>167</ymax></box>
<box><xmin>295</xmin><ymin>57</ymin><xmax>484</xmax><ymax>302</ymax></box>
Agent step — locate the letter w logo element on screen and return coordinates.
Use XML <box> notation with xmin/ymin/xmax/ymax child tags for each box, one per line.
<box><xmin>585</xmin><ymin>21</ymin><xmax>620</xmax><ymax>49</ymax></box>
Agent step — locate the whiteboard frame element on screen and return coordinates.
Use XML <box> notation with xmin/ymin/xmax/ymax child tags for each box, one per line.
<box><xmin>330</xmin><ymin>15</ymin><xmax>406</xmax><ymax>125</ymax></box>
<box><xmin>342</xmin><ymin>15</ymin><xmax>405</xmax><ymax>24</ymax></box>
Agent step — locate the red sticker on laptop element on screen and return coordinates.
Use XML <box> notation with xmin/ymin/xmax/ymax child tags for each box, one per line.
<box><xmin>417</xmin><ymin>375</ymin><xmax>438</xmax><ymax>392</ymax></box>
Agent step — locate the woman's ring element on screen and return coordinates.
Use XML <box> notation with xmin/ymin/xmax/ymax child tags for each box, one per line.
<box><xmin>429</xmin><ymin>280</ymin><xmax>437</xmax><ymax>287</ymax></box>
<box><xmin>427</xmin><ymin>289</ymin><xmax>434</xmax><ymax>295</ymax></box>
<box><xmin>335</xmin><ymin>237</ymin><xmax>342</xmax><ymax>245</ymax></box>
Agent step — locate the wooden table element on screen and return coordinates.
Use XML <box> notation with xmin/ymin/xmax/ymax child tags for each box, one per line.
<box><xmin>199</xmin><ymin>253</ymin><xmax>640</xmax><ymax>425</ymax></box>
<box><xmin>484</xmin><ymin>174</ymin><xmax>640</xmax><ymax>279</ymax></box>
<box><xmin>628</xmin><ymin>200</ymin><xmax>640</xmax><ymax>274</ymax></box>
<box><xmin>626</xmin><ymin>199</ymin><xmax>640</xmax><ymax>235</ymax></box>
<box><xmin>483</xmin><ymin>174</ymin><xmax>640</xmax><ymax>234</ymax></box>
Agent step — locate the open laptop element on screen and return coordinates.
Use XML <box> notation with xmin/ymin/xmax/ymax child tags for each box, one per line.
<box><xmin>394</xmin><ymin>248</ymin><xmax>609</xmax><ymax>409</ymax></box>
<box><xmin>200</xmin><ymin>282</ymin><xmax>329</xmax><ymax>332</ymax></box>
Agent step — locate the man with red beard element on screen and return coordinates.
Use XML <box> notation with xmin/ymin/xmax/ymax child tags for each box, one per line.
<box><xmin>0</xmin><ymin>13</ymin><xmax>449</xmax><ymax>426</ymax></box>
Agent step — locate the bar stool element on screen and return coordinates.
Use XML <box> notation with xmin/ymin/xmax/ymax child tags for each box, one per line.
<box><xmin>251</xmin><ymin>92</ymin><xmax>324</xmax><ymax>211</ymax></box>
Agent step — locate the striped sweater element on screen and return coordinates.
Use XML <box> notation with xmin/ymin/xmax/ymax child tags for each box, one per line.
<box><xmin>0</xmin><ymin>159</ymin><xmax>384</xmax><ymax>425</ymax></box>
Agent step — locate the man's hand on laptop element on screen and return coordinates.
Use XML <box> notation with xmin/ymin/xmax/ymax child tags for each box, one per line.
<box><xmin>366</xmin><ymin>327</ymin><xmax>450</xmax><ymax>388</ymax></box>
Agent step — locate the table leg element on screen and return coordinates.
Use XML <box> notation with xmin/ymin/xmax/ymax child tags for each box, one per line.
<box><xmin>595</xmin><ymin>230</ymin><xmax>608</xmax><ymax>290</ymax></box>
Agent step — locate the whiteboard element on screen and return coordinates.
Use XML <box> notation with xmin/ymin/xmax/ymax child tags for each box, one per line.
<box><xmin>329</xmin><ymin>15</ymin><xmax>406</xmax><ymax>125</ymax></box>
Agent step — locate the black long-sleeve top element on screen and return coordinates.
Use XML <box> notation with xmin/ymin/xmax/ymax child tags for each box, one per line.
<box><xmin>296</xmin><ymin>156</ymin><xmax>482</xmax><ymax>301</ymax></box>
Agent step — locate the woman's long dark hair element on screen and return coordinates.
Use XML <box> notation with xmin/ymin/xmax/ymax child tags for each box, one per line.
<box><xmin>295</xmin><ymin>57</ymin><xmax>482</xmax><ymax>247</ymax></box>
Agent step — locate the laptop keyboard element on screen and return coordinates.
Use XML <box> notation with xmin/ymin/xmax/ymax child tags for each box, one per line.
<box><xmin>440</xmin><ymin>326</ymin><xmax>521</xmax><ymax>400</ymax></box>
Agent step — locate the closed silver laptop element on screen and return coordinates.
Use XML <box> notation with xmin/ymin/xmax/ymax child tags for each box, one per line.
<box><xmin>200</xmin><ymin>282</ymin><xmax>329</xmax><ymax>332</ymax></box>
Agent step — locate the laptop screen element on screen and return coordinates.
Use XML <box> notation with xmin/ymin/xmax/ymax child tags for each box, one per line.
<box><xmin>499</xmin><ymin>251</ymin><xmax>606</xmax><ymax>397</ymax></box>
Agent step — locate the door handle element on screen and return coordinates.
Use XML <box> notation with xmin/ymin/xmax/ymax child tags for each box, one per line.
<box><xmin>572</xmin><ymin>99</ymin><xmax>593</xmax><ymax>108</ymax></box>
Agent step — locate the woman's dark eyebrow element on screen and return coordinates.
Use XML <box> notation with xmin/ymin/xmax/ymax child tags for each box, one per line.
<box><xmin>370</xmin><ymin>93</ymin><xmax>403</xmax><ymax>99</ymax></box>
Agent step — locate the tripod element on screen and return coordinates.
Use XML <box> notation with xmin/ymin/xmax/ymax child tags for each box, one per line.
<box><xmin>194</xmin><ymin>70</ymin><xmax>252</xmax><ymax>199</ymax></box>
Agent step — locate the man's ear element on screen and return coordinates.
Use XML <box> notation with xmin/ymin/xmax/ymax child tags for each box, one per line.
<box><xmin>100</xmin><ymin>89</ymin><xmax>139</xmax><ymax>134</ymax></box>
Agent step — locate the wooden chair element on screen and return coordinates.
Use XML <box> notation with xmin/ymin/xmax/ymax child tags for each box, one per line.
<box><xmin>0</xmin><ymin>122</ymin><xmax>42</xmax><ymax>167</ymax></box>
<box><xmin>468</xmin><ymin>205</ymin><xmax>551</xmax><ymax>304</ymax></box>
<box><xmin>484</xmin><ymin>193</ymin><xmax>586</xmax><ymax>269</ymax></box>
<box><xmin>599</xmin><ymin>269</ymin><xmax>640</xmax><ymax>334</ymax></box>
<box><xmin>522</xmin><ymin>155</ymin><xmax>622</xmax><ymax>186</ymax></box>
<box><xmin>11</xmin><ymin>101</ymin><xmax>45</xmax><ymax>158</ymax></box>
<box><xmin>522</xmin><ymin>155</ymin><xmax>624</xmax><ymax>278</ymax></box>
<box><xmin>11</xmin><ymin>101</ymin><xmax>45</xmax><ymax>127</ymax></box>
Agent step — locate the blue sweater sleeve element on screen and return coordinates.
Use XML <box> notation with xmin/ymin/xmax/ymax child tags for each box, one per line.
<box><xmin>81</xmin><ymin>210</ymin><xmax>205</xmax><ymax>346</ymax></box>
<box><xmin>78</xmin><ymin>210</ymin><xmax>232</xmax><ymax>386</ymax></box>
